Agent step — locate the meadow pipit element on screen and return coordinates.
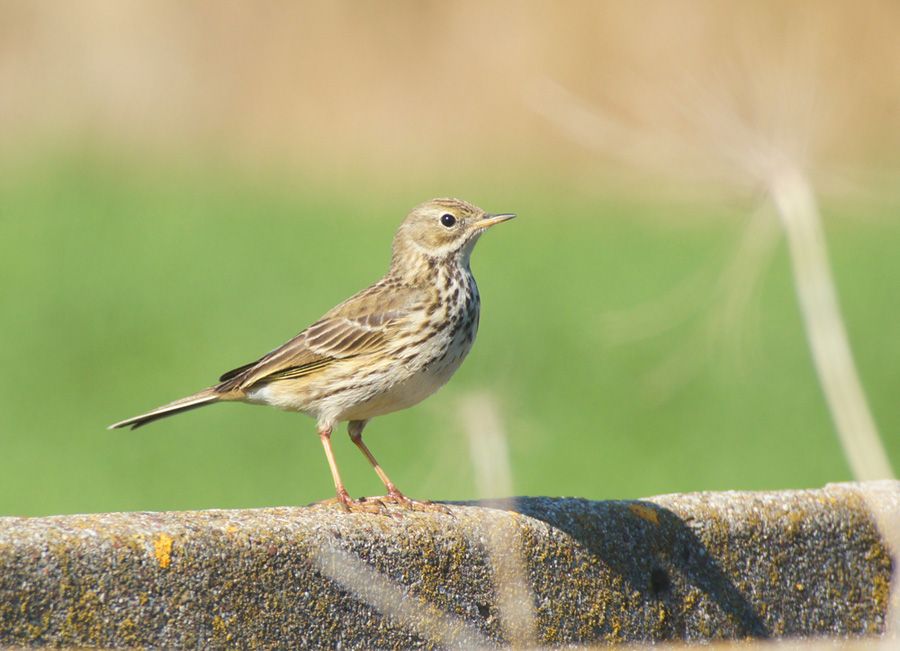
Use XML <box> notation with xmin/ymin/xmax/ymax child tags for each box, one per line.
<box><xmin>110</xmin><ymin>198</ymin><xmax>515</xmax><ymax>511</ymax></box>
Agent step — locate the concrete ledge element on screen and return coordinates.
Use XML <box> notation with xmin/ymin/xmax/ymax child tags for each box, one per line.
<box><xmin>1</xmin><ymin>482</ymin><xmax>896</xmax><ymax>648</ymax></box>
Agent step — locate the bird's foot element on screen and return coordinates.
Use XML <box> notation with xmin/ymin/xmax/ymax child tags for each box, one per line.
<box><xmin>361</xmin><ymin>488</ymin><xmax>452</xmax><ymax>514</ymax></box>
<box><xmin>316</xmin><ymin>489</ymin><xmax>451</xmax><ymax>516</ymax></box>
<box><xmin>315</xmin><ymin>489</ymin><xmax>389</xmax><ymax>514</ymax></box>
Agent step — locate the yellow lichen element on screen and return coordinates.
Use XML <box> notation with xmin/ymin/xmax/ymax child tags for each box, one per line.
<box><xmin>116</xmin><ymin>617</ymin><xmax>140</xmax><ymax>645</ymax></box>
<box><xmin>212</xmin><ymin>614</ymin><xmax>234</xmax><ymax>644</ymax></box>
<box><xmin>628</xmin><ymin>503</ymin><xmax>659</xmax><ymax>525</ymax></box>
<box><xmin>656</xmin><ymin>603</ymin><xmax>668</xmax><ymax>628</ymax></box>
<box><xmin>872</xmin><ymin>572</ymin><xmax>891</xmax><ymax>616</ymax></box>
<box><xmin>60</xmin><ymin>589</ymin><xmax>102</xmax><ymax>643</ymax></box>
<box><xmin>609</xmin><ymin>618</ymin><xmax>622</xmax><ymax>641</ymax></box>
<box><xmin>681</xmin><ymin>589</ymin><xmax>698</xmax><ymax>614</ymax></box>
<box><xmin>154</xmin><ymin>532</ymin><xmax>174</xmax><ymax>569</ymax></box>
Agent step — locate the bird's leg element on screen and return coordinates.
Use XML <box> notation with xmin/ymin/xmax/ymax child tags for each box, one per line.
<box><xmin>318</xmin><ymin>426</ymin><xmax>353</xmax><ymax>509</ymax></box>
<box><xmin>317</xmin><ymin>425</ymin><xmax>388</xmax><ymax>514</ymax></box>
<box><xmin>348</xmin><ymin>420</ymin><xmax>449</xmax><ymax>513</ymax></box>
<box><xmin>347</xmin><ymin>420</ymin><xmax>406</xmax><ymax>501</ymax></box>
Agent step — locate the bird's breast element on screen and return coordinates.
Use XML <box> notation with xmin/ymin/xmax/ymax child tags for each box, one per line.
<box><xmin>420</xmin><ymin>269</ymin><xmax>480</xmax><ymax>373</ymax></box>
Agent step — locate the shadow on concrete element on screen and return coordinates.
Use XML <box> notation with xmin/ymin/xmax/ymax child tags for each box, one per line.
<box><xmin>475</xmin><ymin>496</ymin><xmax>770</xmax><ymax>641</ymax></box>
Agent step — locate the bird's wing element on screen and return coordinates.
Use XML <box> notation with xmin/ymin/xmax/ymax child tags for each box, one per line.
<box><xmin>217</xmin><ymin>283</ymin><xmax>428</xmax><ymax>392</ymax></box>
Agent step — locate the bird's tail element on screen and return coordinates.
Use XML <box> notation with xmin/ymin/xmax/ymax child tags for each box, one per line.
<box><xmin>108</xmin><ymin>388</ymin><xmax>221</xmax><ymax>430</ymax></box>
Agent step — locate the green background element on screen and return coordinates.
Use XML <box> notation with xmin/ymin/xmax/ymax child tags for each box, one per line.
<box><xmin>1</xmin><ymin>154</ymin><xmax>897</xmax><ymax>516</ymax></box>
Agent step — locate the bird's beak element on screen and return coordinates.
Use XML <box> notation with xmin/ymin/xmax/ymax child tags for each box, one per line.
<box><xmin>476</xmin><ymin>212</ymin><xmax>516</xmax><ymax>230</ymax></box>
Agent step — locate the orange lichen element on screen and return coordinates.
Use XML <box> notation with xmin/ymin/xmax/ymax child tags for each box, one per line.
<box><xmin>154</xmin><ymin>533</ymin><xmax>174</xmax><ymax>569</ymax></box>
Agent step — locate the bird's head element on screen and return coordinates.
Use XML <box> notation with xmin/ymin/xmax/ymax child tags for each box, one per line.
<box><xmin>391</xmin><ymin>198</ymin><xmax>515</xmax><ymax>272</ymax></box>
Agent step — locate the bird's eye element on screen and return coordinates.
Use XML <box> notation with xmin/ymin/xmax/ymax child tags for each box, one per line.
<box><xmin>440</xmin><ymin>213</ymin><xmax>457</xmax><ymax>228</ymax></box>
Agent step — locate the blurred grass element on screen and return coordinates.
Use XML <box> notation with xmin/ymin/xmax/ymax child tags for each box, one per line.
<box><xmin>0</xmin><ymin>153</ymin><xmax>897</xmax><ymax>516</ymax></box>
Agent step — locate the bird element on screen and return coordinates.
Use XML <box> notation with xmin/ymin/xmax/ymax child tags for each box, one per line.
<box><xmin>109</xmin><ymin>198</ymin><xmax>515</xmax><ymax>511</ymax></box>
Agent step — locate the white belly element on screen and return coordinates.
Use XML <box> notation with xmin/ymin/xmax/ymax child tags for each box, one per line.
<box><xmin>337</xmin><ymin>353</ymin><xmax>464</xmax><ymax>422</ymax></box>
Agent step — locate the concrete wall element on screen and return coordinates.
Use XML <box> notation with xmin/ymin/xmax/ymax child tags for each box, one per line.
<box><xmin>0</xmin><ymin>481</ymin><xmax>896</xmax><ymax>648</ymax></box>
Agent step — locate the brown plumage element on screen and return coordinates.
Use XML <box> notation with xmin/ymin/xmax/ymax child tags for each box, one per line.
<box><xmin>109</xmin><ymin>198</ymin><xmax>515</xmax><ymax>511</ymax></box>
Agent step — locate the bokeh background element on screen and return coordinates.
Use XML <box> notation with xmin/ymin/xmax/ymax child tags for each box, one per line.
<box><xmin>1</xmin><ymin>1</ymin><xmax>898</xmax><ymax>516</ymax></box>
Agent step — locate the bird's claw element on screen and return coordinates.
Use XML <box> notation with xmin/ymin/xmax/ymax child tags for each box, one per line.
<box><xmin>317</xmin><ymin>489</ymin><xmax>452</xmax><ymax>516</ymax></box>
<box><xmin>375</xmin><ymin>490</ymin><xmax>453</xmax><ymax>515</ymax></box>
<box><xmin>316</xmin><ymin>491</ymin><xmax>386</xmax><ymax>514</ymax></box>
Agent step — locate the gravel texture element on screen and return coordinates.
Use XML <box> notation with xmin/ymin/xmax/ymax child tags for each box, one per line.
<box><xmin>0</xmin><ymin>481</ymin><xmax>896</xmax><ymax>648</ymax></box>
